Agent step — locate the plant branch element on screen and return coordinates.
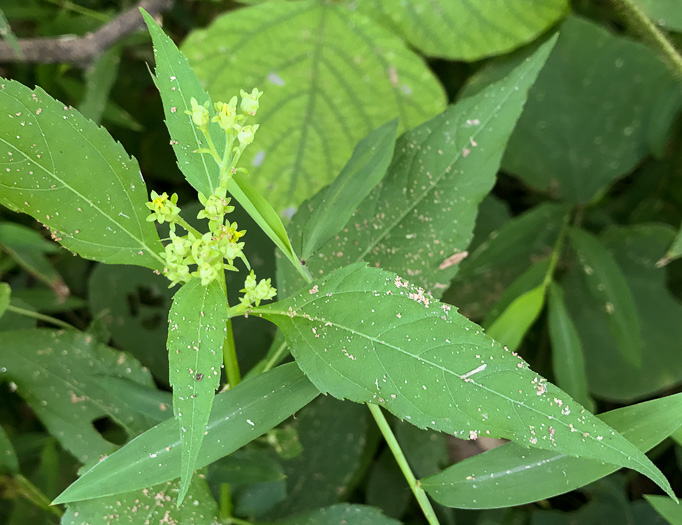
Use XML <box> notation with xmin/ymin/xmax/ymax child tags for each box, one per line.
<box><xmin>0</xmin><ymin>0</ymin><xmax>173</xmax><ymax>67</ymax></box>
<box><xmin>367</xmin><ymin>404</ymin><xmax>440</xmax><ymax>525</ymax></box>
<box><xmin>610</xmin><ymin>0</ymin><xmax>682</xmax><ymax>80</ymax></box>
<box><xmin>6</xmin><ymin>305</ymin><xmax>74</xmax><ymax>330</ymax></box>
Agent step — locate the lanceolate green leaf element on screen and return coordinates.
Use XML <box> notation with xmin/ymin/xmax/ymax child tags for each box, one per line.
<box><xmin>547</xmin><ymin>282</ymin><xmax>594</xmax><ymax>412</ymax></box>
<box><xmin>420</xmin><ymin>392</ymin><xmax>682</xmax><ymax>508</ymax></box>
<box><xmin>62</xmin><ymin>476</ymin><xmax>220</xmax><ymax>525</ymax></box>
<box><xmin>0</xmin><ymin>80</ymin><xmax>163</xmax><ymax>270</ymax></box>
<box><xmin>53</xmin><ymin>363</ymin><xmax>318</xmax><ymax>504</ymax></box>
<box><xmin>255</xmin><ymin>263</ymin><xmax>673</xmax><ymax>498</ymax></box>
<box><xmin>485</xmin><ymin>285</ymin><xmax>546</xmax><ymax>352</ymax></box>
<box><xmin>182</xmin><ymin>0</ymin><xmax>446</xmax><ymax>211</ymax></box>
<box><xmin>645</xmin><ymin>495</ymin><xmax>682</xmax><ymax>524</ymax></box>
<box><xmin>568</xmin><ymin>227</ymin><xmax>642</xmax><ymax>367</ymax></box>
<box><xmin>269</xmin><ymin>503</ymin><xmax>401</xmax><ymax>525</ymax></box>
<box><xmin>0</xmin><ymin>282</ymin><xmax>9</xmax><ymax>319</ymax></box>
<box><xmin>142</xmin><ymin>10</ymin><xmax>299</xmax><ymax>268</ymax></box>
<box><xmin>167</xmin><ymin>278</ymin><xmax>227</xmax><ymax>503</ymax></box>
<box><xmin>296</xmin><ymin>119</ymin><xmax>398</xmax><ymax>260</ymax></box>
<box><xmin>0</xmin><ymin>329</ymin><xmax>155</xmax><ymax>465</ymax></box>
<box><xmin>354</xmin><ymin>0</ymin><xmax>568</xmax><ymax>60</ymax></box>
<box><xmin>279</xmin><ymin>37</ymin><xmax>557</xmax><ymax>299</ymax></box>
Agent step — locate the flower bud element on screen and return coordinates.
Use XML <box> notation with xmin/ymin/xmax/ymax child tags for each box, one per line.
<box><xmin>240</xmin><ymin>88</ymin><xmax>263</xmax><ymax>116</ymax></box>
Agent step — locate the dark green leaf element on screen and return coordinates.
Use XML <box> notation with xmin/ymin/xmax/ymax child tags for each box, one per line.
<box><xmin>547</xmin><ymin>282</ymin><xmax>594</xmax><ymax>412</ymax></box>
<box><xmin>0</xmin><ymin>329</ymin><xmax>155</xmax><ymax>464</ymax></box>
<box><xmin>279</xmin><ymin>38</ymin><xmax>557</xmax><ymax>299</ymax></box>
<box><xmin>0</xmin><ymin>282</ymin><xmax>9</xmax><ymax>319</ymax></box>
<box><xmin>645</xmin><ymin>495</ymin><xmax>682</xmax><ymax>524</ymax></box>
<box><xmin>182</xmin><ymin>0</ymin><xmax>446</xmax><ymax>211</ymax></box>
<box><xmin>568</xmin><ymin>227</ymin><xmax>642</xmax><ymax>367</ymax></box>
<box><xmin>264</xmin><ymin>396</ymin><xmax>370</xmax><ymax>519</ymax></box>
<box><xmin>167</xmin><ymin>278</ymin><xmax>228</xmax><ymax>503</ymax></box>
<box><xmin>421</xmin><ymin>392</ymin><xmax>682</xmax><ymax>508</ymax></box>
<box><xmin>267</xmin><ymin>503</ymin><xmax>401</xmax><ymax>525</ymax></box>
<box><xmin>0</xmin><ymin>424</ymin><xmax>18</xmax><ymax>474</ymax></box>
<box><xmin>499</xmin><ymin>16</ymin><xmax>680</xmax><ymax>203</ymax></box>
<box><xmin>257</xmin><ymin>263</ymin><xmax>673</xmax><ymax>498</ymax></box>
<box><xmin>61</xmin><ymin>476</ymin><xmax>220</xmax><ymax>525</ymax></box>
<box><xmin>564</xmin><ymin>224</ymin><xmax>682</xmax><ymax>401</ymax></box>
<box><xmin>366</xmin><ymin>448</ymin><xmax>411</xmax><ymax>519</ymax></box>
<box><xmin>632</xmin><ymin>0</ymin><xmax>682</xmax><ymax>31</ymax></box>
<box><xmin>354</xmin><ymin>0</ymin><xmax>568</xmax><ymax>60</ymax></box>
<box><xmin>444</xmin><ymin>202</ymin><xmax>568</xmax><ymax>319</ymax></box>
<box><xmin>297</xmin><ymin>119</ymin><xmax>398</xmax><ymax>260</ymax></box>
<box><xmin>53</xmin><ymin>363</ymin><xmax>319</xmax><ymax>504</ymax></box>
<box><xmin>79</xmin><ymin>45</ymin><xmax>121</xmax><ymax>125</ymax></box>
<box><xmin>395</xmin><ymin>420</ymin><xmax>449</xmax><ymax>478</ymax></box>
<box><xmin>0</xmin><ymin>80</ymin><xmax>164</xmax><ymax>270</ymax></box>
<box><xmin>96</xmin><ymin>377</ymin><xmax>172</xmax><ymax>425</ymax></box>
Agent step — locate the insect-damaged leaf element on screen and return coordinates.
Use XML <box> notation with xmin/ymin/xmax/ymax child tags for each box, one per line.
<box><xmin>0</xmin><ymin>79</ymin><xmax>163</xmax><ymax>270</ymax></box>
<box><xmin>167</xmin><ymin>278</ymin><xmax>227</xmax><ymax>504</ymax></box>
<box><xmin>278</xmin><ymin>36</ymin><xmax>557</xmax><ymax>300</ymax></box>
<box><xmin>255</xmin><ymin>263</ymin><xmax>674</xmax><ymax>499</ymax></box>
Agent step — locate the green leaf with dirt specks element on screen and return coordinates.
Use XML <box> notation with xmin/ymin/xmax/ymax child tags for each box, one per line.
<box><xmin>354</xmin><ymin>0</ymin><xmax>568</xmax><ymax>60</ymax></box>
<box><xmin>53</xmin><ymin>363</ymin><xmax>318</xmax><ymax>504</ymax></box>
<box><xmin>0</xmin><ymin>329</ymin><xmax>156</xmax><ymax>465</ymax></box>
<box><xmin>167</xmin><ymin>278</ymin><xmax>228</xmax><ymax>504</ymax></box>
<box><xmin>255</xmin><ymin>263</ymin><xmax>674</xmax><ymax>499</ymax></box>
<box><xmin>269</xmin><ymin>503</ymin><xmax>401</xmax><ymax>525</ymax></box>
<box><xmin>420</xmin><ymin>392</ymin><xmax>682</xmax><ymax>508</ymax></box>
<box><xmin>182</xmin><ymin>0</ymin><xmax>446</xmax><ymax>212</ymax></box>
<box><xmin>568</xmin><ymin>227</ymin><xmax>642</xmax><ymax>367</ymax></box>
<box><xmin>0</xmin><ymin>79</ymin><xmax>164</xmax><ymax>270</ymax></box>
<box><xmin>278</xmin><ymin>37</ymin><xmax>557</xmax><ymax>299</ymax></box>
<box><xmin>62</xmin><ymin>476</ymin><xmax>220</xmax><ymax>525</ymax></box>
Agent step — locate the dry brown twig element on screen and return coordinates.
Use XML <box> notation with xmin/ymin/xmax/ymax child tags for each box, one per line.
<box><xmin>0</xmin><ymin>0</ymin><xmax>173</xmax><ymax>67</ymax></box>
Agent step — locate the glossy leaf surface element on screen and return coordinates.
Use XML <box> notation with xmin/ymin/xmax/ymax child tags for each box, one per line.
<box><xmin>53</xmin><ymin>363</ymin><xmax>319</xmax><ymax>504</ymax></box>
<box><xmin>421</xmin><ymin>392</ymin><xmax>682</xmax><ymax>508</ymax></box>
<box><xmin>0</xmin><ymin>80</ymin><xmax>163</xmax><ymax>270</ymax></box>
<box><xmin>279</xmin><ymin>38</ymin><xmax>556</xmax><ymax>299</ymax></box>
<box><xmin>568</xmin><ymin>227</ymin><xmax>642</xmax><ymax>367</ymax></box>
<box><xmin>0</xmin><ymin>329</ymin><xmax>155</xmax><ymax>464</ymax></box>
<box><xmin>355</xmin><ymin>0</ymin><xmax>568</xmax><ymax>60</ymax></box>
<box><xmin>167</xmin><ymin>278</ymin><xmax>227</xmax><ymax>502</ymax></box>
<box><xmin>257</xmin><ymin>263</ymin><xmax>672</xmax><ymax>497</ymax></box>
<box><xmin>182</xmin><ymin>0</ymin><xmax>446</xmax><ymax>211</ymax></box>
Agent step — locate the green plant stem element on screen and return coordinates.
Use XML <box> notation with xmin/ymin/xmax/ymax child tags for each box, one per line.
<box><xmin>5</xmin><ymin>305</ymin><xmax>74</xmax><ymax>330</ymax></box>
<box><xmin>610</xmin><ymin>0</ymin><xmax>682</xmax><ymax>79</ymax></box>
<box><xmin>2</xmin><ymin>474</ymin><xmax>64</xmax><ymax>517</ymax></box>
<box><xmin>262</xmin><ymin>339</ymin><xmax>289</xmax><ymax>373</ymax></box>
<box><xmin>542</xmin><ymin>214</ymin><xmax>570</xmax><ymax>287</ymax></box>
<box><xmin>367</xmin><ymin>404</ymin><xmax>440</xmax><ymax>525</ymax></box>
<box><xmin>175</xmin><ymin>216</ymin><xmax>202</xmax><ymax>238</ymax></box>
<box><xmin>217</xmin><ymin>272</ymin><xmax>241</xmax><ymax>388</ymax></box>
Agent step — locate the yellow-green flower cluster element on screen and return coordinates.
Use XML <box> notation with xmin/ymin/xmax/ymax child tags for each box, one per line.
<box><xmin>147</xmin><ymin>87</ymin><xmax>275</xmax><ymax>305</ymax></box>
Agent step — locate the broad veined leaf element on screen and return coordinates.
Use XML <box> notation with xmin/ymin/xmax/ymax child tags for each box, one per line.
<box><xmin>278</xmin><ymin>38</ymin><xmax>557</xmax><ymax>299</ymax></box>
<box><xmin>53</xmin><ymin>363</ymin><xmax>319</xmax><ymax>504</ymax></box>
<box><xmin>420</xmin><ymin>391</ymin><xmax>682</xmax><ymax>508</ymax></box>
<box><xmin>142</xmin><ymin>10</ymin><xmax>300</xmax><ymax>269</ymax></box>
<box><xmin>269</xmin><ymin>503</ymin><xmax>401</xmax><ymax>525</ymax></box>
<box><xmin>96</xmin><ymin>376</ymin><xmax>172</xmax><ymax>426</ymax></box>
<box><xmin>167</xmin><ymin>278</ymin><xmax>228</xmax><ymax>503</ymax></box>
<box><xmin>563</xmin><ymin>224</ymin><xmax>682</xmax><ymax>401</ymax></box>
<box><xmin>62</xmin><ymin>476</ymin><xmax>220</xmax><ymax>525</ymax></box>
<box><xmin>498</xmin><ymin>16</ymin><xmax>681</xmax><ymax>203</ymax></box>
<box><xmin>295</xmin><ymin>119</ymin><xmax>398</xmax><ymax>261</ymax></box>
<box><xmin>547</xmin><ymin>282</ymin><xmax>594</xmax><ymax>412</ymax></box>
<box><xmin>0</xmin><ymin>329</ymin><xmax>156</xmax><ymax>465</ymax></box>
<box><xmin>182</xmin><ymin>0</ymin><xmax>446</xmax><ymax>212</ymax></box>
<box><xmin>444</xmin><ymin>202</ymin><xmax>568</xmax><ymax>319</ymax></box>
<box><xmin>485</xmin><ymin>285</ymin><xmax>546</xmax><ymax>352</ymax></box>
<box><xmin>353</xmin><ymin>0</ymin><xmax>568</xmax><ymax>60</ymax></box>
<box><xmin>568</xmin><ymin>227</ymin><xmax>642</xmax><ymax>367</ymax></box>
<box><xmin>0</xmin><ymin>79</ymin><xmax>164</xmax><ymax>270</ymax></box>
<box><xmin>255</xmin><ymin>263</ymin><xmax>673</xmax><ymax>498</ymax></box>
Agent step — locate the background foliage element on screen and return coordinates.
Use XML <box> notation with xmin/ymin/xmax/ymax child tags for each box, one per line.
<box><xmin>1</xmin><ymin>0</ymin><xmax>682</xmax><ymax>524</ymax></box>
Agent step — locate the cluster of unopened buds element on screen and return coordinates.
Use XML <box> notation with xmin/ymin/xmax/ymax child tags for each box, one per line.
<box><xmin>146</xmin><ymin>88</ymin><xmax>276</xmax><ymax>308</ymax></box>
